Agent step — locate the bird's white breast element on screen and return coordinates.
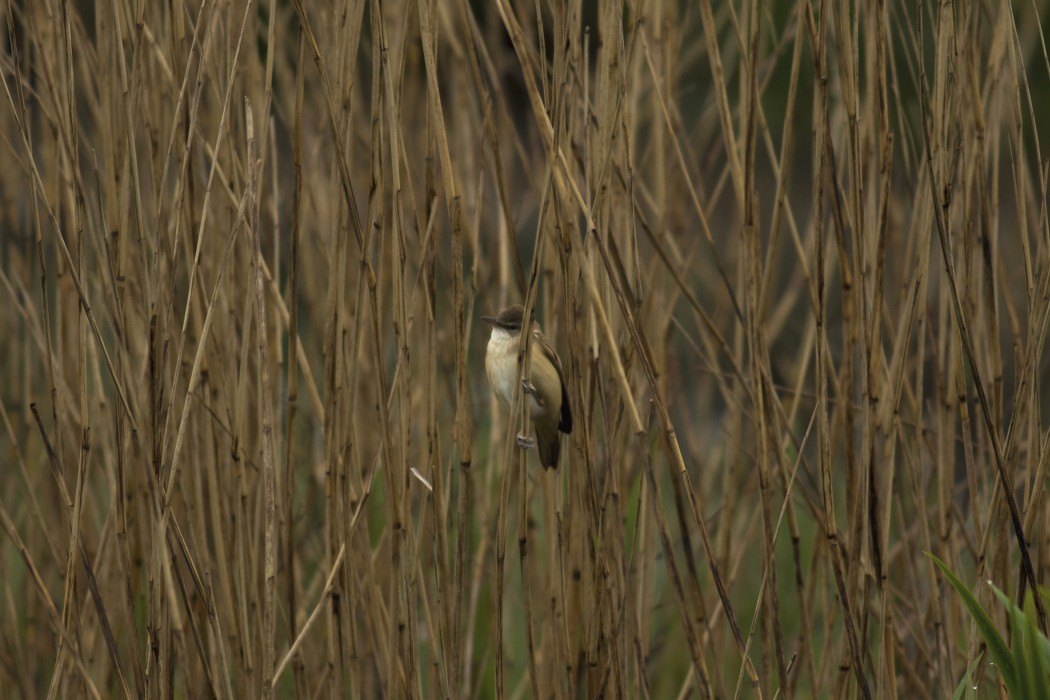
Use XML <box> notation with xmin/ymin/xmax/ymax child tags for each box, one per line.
<box><xmin>485</xmin><ymin>327</ymin><xmax>518</xmax><ymax>408</ymax></box>
<box><xmin>485</xmin><ymin>327</ymin><xmax>552</xmax><ymax>417</ymax></box>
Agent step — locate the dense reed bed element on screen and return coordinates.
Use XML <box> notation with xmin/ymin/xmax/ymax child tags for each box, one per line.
<box><xmin>3</xmin><ymin>0</ymin><xmax>1050</xmax><ymax>697</ymax></box>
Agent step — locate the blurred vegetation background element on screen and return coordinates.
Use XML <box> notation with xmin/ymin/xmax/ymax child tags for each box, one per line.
<box><xmin>3</xmin><ymin>0</ymin><xmax>1050</xmax><ymax>697</ymax></box>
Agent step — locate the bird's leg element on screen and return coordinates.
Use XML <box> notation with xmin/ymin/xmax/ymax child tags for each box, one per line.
<box><xmin>518</xmin><ymin>380</ymin><xmax>538</xmax><ymax>448</ymax></box>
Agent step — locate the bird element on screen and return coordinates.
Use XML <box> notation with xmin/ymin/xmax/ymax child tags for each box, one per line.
<box><xmin>481</xmin><ymin>305</ymin><xmax>573</xmax><ymax>469</ymax></box>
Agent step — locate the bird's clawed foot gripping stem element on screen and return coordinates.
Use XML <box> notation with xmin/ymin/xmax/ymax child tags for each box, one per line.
<box><xmin>516</xmin><ymin>434</ymin><xmax>536</xmax><ymax>450</ymax></box>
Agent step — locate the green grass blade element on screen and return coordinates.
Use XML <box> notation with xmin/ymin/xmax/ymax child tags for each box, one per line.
<box><xmin>1023</xmin><ymin>598</ymin><xmax>1050</xmax><ymax>700</ymax></box>
<box><xmin>951</xmin><ymin>656</ymin><xmax>981</xmax><ymax>700</ymax></box>
<box><xmin>989</xmin><ymin>584</ymin><xmax>1050</xmax><ymax>700</ymax></box>
<box><xmin>928</xmin><ymin>553</ymin><xmax>1017</xmax><ymax>694</ymax></box>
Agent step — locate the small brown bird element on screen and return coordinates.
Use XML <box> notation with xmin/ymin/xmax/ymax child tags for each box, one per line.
<box><xmin>482</xmin><ymin>305</ymin><xmax>573</xmax><ymax>469</ymax></box>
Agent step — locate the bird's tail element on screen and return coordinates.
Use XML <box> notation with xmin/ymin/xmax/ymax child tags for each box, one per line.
<box><xmin>537</xmin><ymin>431</ymin><xmax>561</xmax><ymax>470</ymax></box>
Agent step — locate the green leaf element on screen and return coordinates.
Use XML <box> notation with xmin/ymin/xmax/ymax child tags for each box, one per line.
<box><xmin>988</xmin><ymin>584</ymin><xmax>1050</xmax><ymax>700</ymax></box>
<box><xmin>988</xmin><ymin>586</ymin><xmax>1050</xmax><ymax>666</ymax></box>
<box><xmin>951</xmin><ymin>656</ymin><xmax>981</xmax><ymax>700</ymax></box>
<box><xmin>927</xmin><ymin>553</ymin><xmax>1018</xmax><ymax>695</ymax></box>
<box><xmin>1024</xmin><ymin>596</ymin><xmax>1050</xmax><ymax>700</ymax></box>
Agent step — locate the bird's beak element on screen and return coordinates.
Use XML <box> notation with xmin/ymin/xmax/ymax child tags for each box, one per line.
<box><xmin>481</xmin><ymin>315</ymin><xmax>497</xmax><ymax>326</ymax></box>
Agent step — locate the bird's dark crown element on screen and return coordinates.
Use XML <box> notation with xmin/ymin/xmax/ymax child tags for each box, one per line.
<box><xmin>482</xmin><ymin>305</ymin><xmax>526</xmax><ymax>331</ymax></box>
